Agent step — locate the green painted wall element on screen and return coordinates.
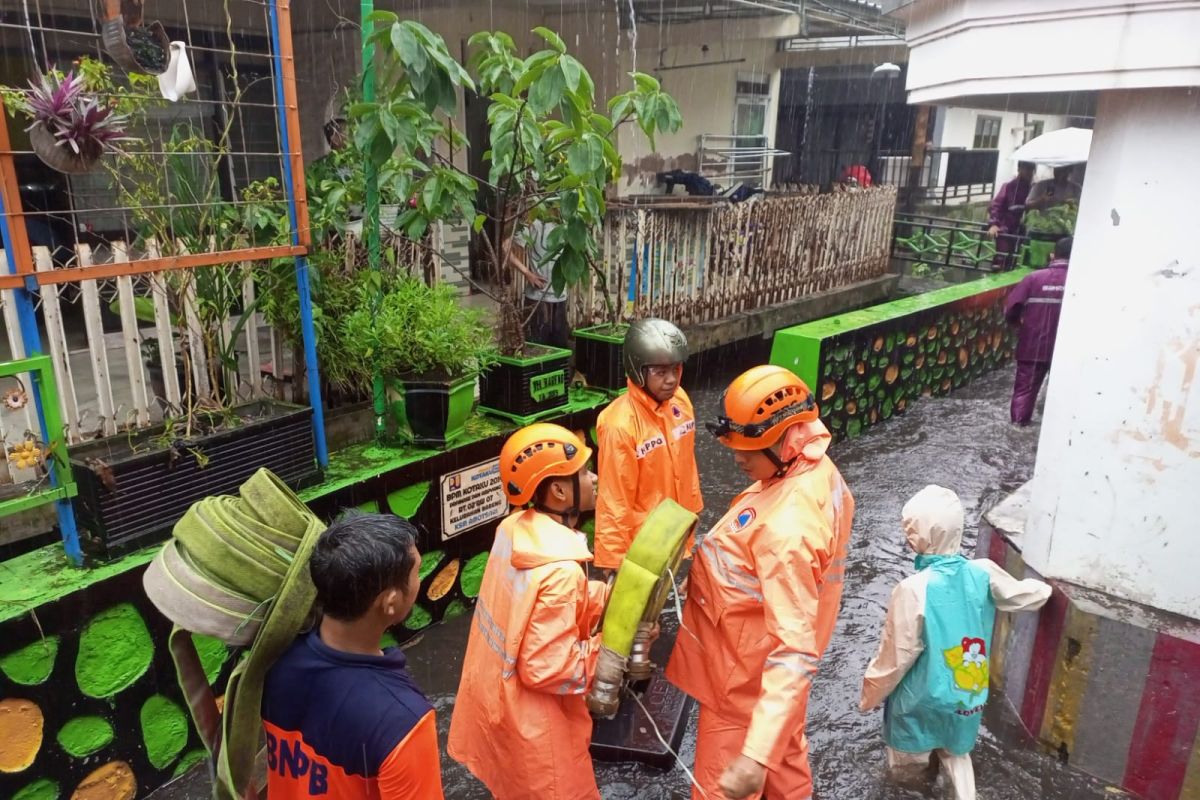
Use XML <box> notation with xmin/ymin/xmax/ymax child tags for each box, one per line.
<box><xmin>387</xmin><ymin>482</ymin><xmax>431</xmax><ymax>518</ymax></box>
<box><xmin>172</xmin><ymin>749</ymin><xmax>208</xmax><ymax>779</ymax></box>
<box><xmin>139</xmin><ymin>695</ymin><xmax>188</xmax><ymax>770</ymax></box>
<box><xmin>770</xmin><ymin>273</ymin><xmax>1026</xmax><ymax>440</ymax></box>
<box><xmin>0</xmin><ymin>547</ymin><xmax>157</xmax><ymax>625</ymax></box>
<box><xmin>75</xmin><ymin>604</ymin><xmax>154</xmax><ymax>699</ymax></box>
<box><xmin>444</xmin><ymin>599</ymin><xmax>469</xmax><ymax>620</ymax></box>
<box><xmin>403</xmin><ymin>604</ymin><xmax>432</xmax><ymax>630</ymax></box>
<box><xmin>460</xmin><ymin>551</ymin><xmax>489</xmax><ymax>599</ymax></box>
<box><xmin>12</xmin><ymin>778</ymin><xmax>59</xmax><ymax>800</ymax></box>
<box><xmin>56</xmin><ymin>716</ymin><xmax>114</xmax><ymax>758</ymax></box>
<box><xmin>192</xmin><ymin>634</ymin><xmax>229</xmax><ymax>685</ymax></box>
<box><xmin>1</xmin><ymin>636</ymin><xmax>59</xmax><ymax>686</ymax></box>
<box><xmin>418</xmin><ymin>550</ymin><xmax>444</xmax><ymax>581</ymax></box>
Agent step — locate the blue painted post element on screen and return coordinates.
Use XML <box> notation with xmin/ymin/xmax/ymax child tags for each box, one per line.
<box><xmin>267</xmin><ymin>0</ymin><xmax>329</xmax><ymax>469</ymax></box>
<box><xmin>0</xmin><ymin>178</ymin><xmax>83</xmax><ymax>563</ymax></box>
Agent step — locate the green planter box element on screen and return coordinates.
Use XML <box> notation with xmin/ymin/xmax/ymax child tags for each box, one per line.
<box><xmin>479</xmin><ymin>344</ymin><xmax>571</xmax><ymax>424</ymax></box>
<box><xmin>573</xmin><ymin>324</ymin><xmax>628</xmax><ymax>395</ymax></box>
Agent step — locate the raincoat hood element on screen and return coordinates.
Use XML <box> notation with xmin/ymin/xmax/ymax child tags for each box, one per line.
<box><xmin>780</xmin><ymin>419</ymin><xmax>832</xmax><ymax>468</ymax></box>
<box><xmin>510</xmin><ymin>509</ymin><xmax>593</xmax><ymax>569</ymax></box>
<box><xmin>902</xmin><ymin>485</ymin><xmax>964</xmax><ymax>555</ymax></box>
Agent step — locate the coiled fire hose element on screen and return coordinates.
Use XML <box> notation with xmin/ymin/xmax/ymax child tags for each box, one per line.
<box><xmin>143</xmin><ymin>468</ymin><xmax>325</xmax><ymax>800</ymax></box>
<box><xmin>586</xmin><ymin>499</ymin><xmax>697</xmax><ymax>718</ymax></box>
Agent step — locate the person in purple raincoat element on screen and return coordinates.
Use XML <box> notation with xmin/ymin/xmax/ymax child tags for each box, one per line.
<box><xmin>987</xmin><ymin>161</ymin><xmax>1035</xmax><ymax>268</ymax></box>
<box><xmin>1004</xmin><ymin>236</ymin><xmax>1071</xmax><ymax>424</ymax></box>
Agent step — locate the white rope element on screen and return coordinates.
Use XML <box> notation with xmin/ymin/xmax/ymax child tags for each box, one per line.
<box><xmin>626</xmin><ymin>687</ymin><xmax>710</xmax><ymax>799</ymax></box>
<box><xmin>665</xmin><ymin>564</ymin><xmax>701</xmax><ymax>644</ymax></box>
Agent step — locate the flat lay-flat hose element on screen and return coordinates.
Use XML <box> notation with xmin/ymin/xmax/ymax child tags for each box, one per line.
<box><xmin>587</xmin><ymin>499</ymin><xmax>697</xmax><ymax>718</ymax></box>
<box><xmin>144</xmin><ymin>468</ymin><xmax>325</xmax><ymax>800</ymax></box>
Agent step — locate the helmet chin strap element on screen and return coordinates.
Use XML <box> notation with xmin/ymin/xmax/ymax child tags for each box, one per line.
<box><xmin>762</xmin><ymin>446</ymin><xmax>794</xmax><ymax>479</ymax></box>
<box><xmin>534</xmin><ymin>472</ymin><xmax>583</xmax><ymax>526</ymax></box>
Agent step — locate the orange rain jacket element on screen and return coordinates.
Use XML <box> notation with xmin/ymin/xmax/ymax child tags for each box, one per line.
<box><xmin>594</xmin><ymin>381</ymin><xmax>704</xmax><ymax>569</ymax></box>
<box><xmin>447</xmin><ymin>509</ymin><xmax>608</xmax><ymax>800</ymax></box>
<box><xmin>666</xmin><ymin>420</ymin><xmax>855</xmax><ymax>772</ymax></box>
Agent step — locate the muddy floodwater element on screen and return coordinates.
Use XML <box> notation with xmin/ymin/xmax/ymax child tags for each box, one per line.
<box><xmin>153</xmin><ymin>357</ymin><xmax>1128</xmax><ymax>800</ymax></box>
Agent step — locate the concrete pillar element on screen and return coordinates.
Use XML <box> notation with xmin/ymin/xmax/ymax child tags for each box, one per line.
<box><xmin>1022</xmin><ymin>87</ymin><xmax>1200</xmax><ymax>620</ymax></box>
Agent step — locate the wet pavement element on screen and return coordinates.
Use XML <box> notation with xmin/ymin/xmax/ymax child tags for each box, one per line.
<box><xmin>152</xmin><ymin>355</ymin><xmax>1129</xmax><ymax>800</ymax></box>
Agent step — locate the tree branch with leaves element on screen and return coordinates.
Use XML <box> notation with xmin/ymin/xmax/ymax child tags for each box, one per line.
<box><xmin>352</xmin><ymin>17</ymin><xmax>682</xmax><ymax>355</ymax></box>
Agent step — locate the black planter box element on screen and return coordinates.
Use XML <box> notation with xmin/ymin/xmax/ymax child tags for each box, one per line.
<box><xmin>70</xmin><ymin>400</ymin><xmax>320</xmax><ymax>558</ymax></box>
<box><xmin>479</xmin><ymin>345</ymin><xmax>571</xmax><ymax>424</ymax></box>
<box><xmin>573</xmin><ymin>324</ymin><xmax>628</xmax><ymax>394</ymax></box>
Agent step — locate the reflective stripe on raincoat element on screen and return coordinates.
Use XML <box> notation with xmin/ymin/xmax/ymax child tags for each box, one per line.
<box><xmin>666</xmin><ymin>420</ymin><xmax>855</xmax><ymax>770</ymax></box>
<box><xmin>860</xmin><ymin>486</ymin><xmax>1051</xmax><ymax>755</ymax></box>
<box><xmin>594</xmin><ymin>382</ymin><xmax>703</xmax><ymax>570</ymax></box>
<box><xmin>447</xmin><ymin>509</ymin><xmax>607</xmax><ymax>800</ymax></box>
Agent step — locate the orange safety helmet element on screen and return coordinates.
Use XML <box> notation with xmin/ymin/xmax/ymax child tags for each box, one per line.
<box><xmin>500</xmin><ymin>423</ymin><xmax>593</xmax><ymax>506</ymax></box>
<box><xmin>706</xmin><ymin>365</ymin><xmax>818</xmax><ymax>450</ymax></box>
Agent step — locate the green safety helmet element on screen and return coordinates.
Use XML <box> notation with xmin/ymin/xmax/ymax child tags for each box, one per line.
<box><xmin>623</xmin><ymin>318</ymin><xmax>689</xmax><ymax>387</ymax></box>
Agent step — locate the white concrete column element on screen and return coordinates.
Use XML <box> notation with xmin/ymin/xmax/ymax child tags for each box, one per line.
<box><xmin>1023</xmin><ymin>87</ymin><xmax>1200</xmax><ymax>620</ymax></box>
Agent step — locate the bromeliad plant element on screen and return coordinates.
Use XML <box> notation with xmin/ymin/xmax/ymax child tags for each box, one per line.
<box><xmin>352</xmin><ymin>17</ymin><xmax>682</xmax><ymax>355</ymax></box>
<box><xmin>2</xmin><ymin>67</ymin><xmax>133</xmax><ymax>173</ymax></box>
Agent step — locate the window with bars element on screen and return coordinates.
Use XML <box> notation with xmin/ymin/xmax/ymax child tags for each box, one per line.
<box><xmin>973</xmin><ymin>115</ymin><xmax>1002</xmax><ymax>149</ymax></box>
<box><xmin>1025</xmin><ymin>120</ymin><xmax>1045</xmax><ymax>143</ymax></box>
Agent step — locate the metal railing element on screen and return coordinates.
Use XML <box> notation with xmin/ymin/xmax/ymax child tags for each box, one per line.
<box><xmin>698</xmin><ymin>134</ymin><xmax>792</xmax><ymax>188</ymax></box>
<box><xmin>892</xmin><ymin>212</ymin><xmax>1026</xmax><ymax>275</ymax></box>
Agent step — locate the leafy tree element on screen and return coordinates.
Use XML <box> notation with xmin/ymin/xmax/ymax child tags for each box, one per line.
<box><xmin>353</xmin><ymin>17</ymin><xmax>682</xmax><ymax>354</ymax></box>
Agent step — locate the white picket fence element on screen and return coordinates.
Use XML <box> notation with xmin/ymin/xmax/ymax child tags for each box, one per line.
<box><xmin>0</xmin><ymin>218</ymin><xmax>474</xmax><ymax>462</ymax></box>
<box><xmin>0</xmin><ymin>242</ymin><xmax>293</xmax><ymax>452</ymax></box>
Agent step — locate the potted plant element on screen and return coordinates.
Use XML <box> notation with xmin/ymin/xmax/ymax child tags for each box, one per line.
<box><xmin>353</xmin><ymin>18</ymin><xmax>681</xmax><ymax>423</ymax></box>
<box><xmin>343</xmin><ymin>277</ymin><xmax>497</xmax><ymax>447</ymax></box>
<box><xmin>101</xmin><ymin>0</ymin><xmax>170</xmax><ymax>75</ymax></box>
<box><xmin>1</xmin><ymin>69</ymin><xmax>132</xmax><ymax>174</ymax></box>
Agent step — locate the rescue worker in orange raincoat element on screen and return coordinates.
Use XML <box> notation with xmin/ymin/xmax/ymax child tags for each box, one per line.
<box><xmin>447</xmin><ymin>424</ymin><xmax>609</xmax><ymax>800</ymax></box>
<box><xmin>666</xmin><ymin>365</ymin><xmax>855</xmax><ymax>800</ymax></box>
<box><xmin>594</xmin><ymin>318</ymin><xmax>703</xmax><ymax>570</ymax></box>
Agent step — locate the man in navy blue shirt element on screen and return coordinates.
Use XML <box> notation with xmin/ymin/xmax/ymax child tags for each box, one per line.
<box><xmin>262</xmin><ymin>513</ymin><xmax>443</xmax><ymax>798</ymax></box>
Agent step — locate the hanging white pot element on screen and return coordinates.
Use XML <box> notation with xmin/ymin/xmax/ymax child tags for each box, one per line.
<box><xmin>158</xmin><ymin>42</ymin><xmax>197</xmax><ymax>102</ymax></box>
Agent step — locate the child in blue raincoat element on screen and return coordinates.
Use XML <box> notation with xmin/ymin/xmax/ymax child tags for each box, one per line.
<box><xmin>859</xmin><ymin>485</ymin><xmax>1051</xmax><ymax>800</ymax></box>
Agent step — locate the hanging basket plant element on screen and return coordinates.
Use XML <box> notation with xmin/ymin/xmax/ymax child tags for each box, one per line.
<box><xmin>9</xmin><ymin>69</ymin><xmax>133</xmax><ymax>174</ymax></box>
<box><xmin>101</xmin><ymin>0</ymin><xmax>170</xmax><ymax>75</ymax></box>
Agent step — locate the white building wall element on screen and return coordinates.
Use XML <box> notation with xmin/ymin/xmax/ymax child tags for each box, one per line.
<box><xmin>932</xmin><ymin>107</ymin><xmax>1071</xmax><ymax>187</ymax></box>
<box><xmin>895</xmin><ymin>0</ymin><xmax>1200</xmax><ymax>619</ymax></box>
<box><xmin>900</xmin><ymin>0</ymin><xmax>1200</xmax><ymax>108</ymax></box>
<box><xmin>1022</xmin><ymin>88</ymin><xmax>1200</xmax><ymax>619</ymax></box>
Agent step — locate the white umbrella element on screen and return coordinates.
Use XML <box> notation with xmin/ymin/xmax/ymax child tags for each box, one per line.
<box><xmin>1012</xmin><ymin>127</ymin><xmax>1092</xmax><ymax>167</ymax></box>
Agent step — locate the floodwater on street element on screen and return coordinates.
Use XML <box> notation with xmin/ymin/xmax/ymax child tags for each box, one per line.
<box><xmin>152</xmin><ymin>348</ymin><xmax>1128</xmax><ymax>800</ymax></box>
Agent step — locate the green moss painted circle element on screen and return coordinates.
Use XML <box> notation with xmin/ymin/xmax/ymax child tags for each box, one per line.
<box><xmin>460</xmin><ymin>552</ymin><xmax>489</xmax><ymax>598</ymax></box>
<box><xmin>139</xmin><ymin>695</ymin><xmax>188</xmax><ymax>770</ymax></box>
<box><xmin>0</xmin><ymin>636</ymin><xmax>59</xmax><ymax>686</ymax></box>
<box><xmin>418</xmin><ymin>550</ymin><xmax>444</xmax><ymax>581</ymax></box>
<box><xmin>75</xmin><ymin>604</ymin><xmax>153</xmax><ymax>698</ymax></box>
<box><xmin>403</xmin><ymin>604</ymin><xmax>432</xmax><ymax>631</ymax></box>
<box><xmin>56</xmin><ymin>716</ymin><xmax>114</xmax><ymax>757</ymax></box>
<box><xmin>191</xmin><ymin>634</ymin><xmax>229</xmax><ymax>685</ymax></box>
<box><xmin>443</xmin><ymin>599</ymin><xmax>470</xmax><ymax>620</ymax></box>
<box><xmin>172</xmin><ymin>748</ymin><xmax>208</xmax><ymax>779</ymax></box>
<box><xmin>12</xmin><ymin>778</ymin><xmax>59</xmax><ymax>800</ymax></box>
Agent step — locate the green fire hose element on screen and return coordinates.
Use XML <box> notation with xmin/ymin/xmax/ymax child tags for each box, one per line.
<box><xmin>587</xmin><ymin>499</ymin><xmax>697</xmax><ymax>718</ymax></box>
<box><xmin>144</xmin><ymin>468</ymin><xmax>325</xmax><ymax>800</ymax></box>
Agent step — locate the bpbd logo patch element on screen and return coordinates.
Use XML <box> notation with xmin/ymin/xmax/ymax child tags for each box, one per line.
<box><xmin>729</xmin><ymin>507</ymin><xmax>755</xmax><ymax>531</ymax></box>
<box><xmin>671</xmin><ymin>404</ymin><xmax>683</xmax><ymax>418</ymax></box>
